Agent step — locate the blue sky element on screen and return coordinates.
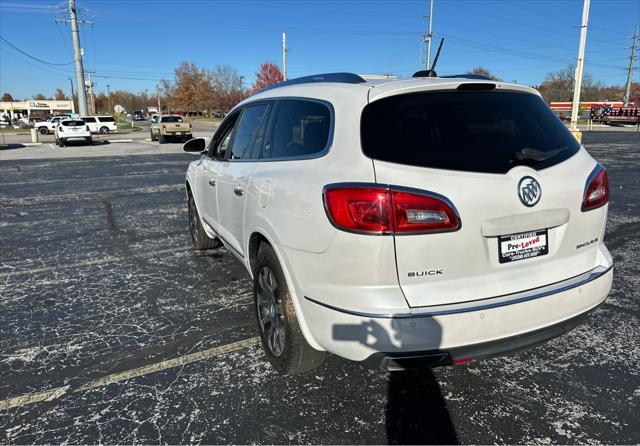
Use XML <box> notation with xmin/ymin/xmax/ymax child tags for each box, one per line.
<box><xmin>0</xmin><ymin>0</ymin><xmax>638</xmax><ymax>99</ymax></box>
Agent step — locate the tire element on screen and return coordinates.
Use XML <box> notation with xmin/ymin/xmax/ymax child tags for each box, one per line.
<box><xmin>58</xmin><ymin>138</ymin><xmax>65</xmax><ymax>147</ymax></box>
<box><xmin>159</xmin><ymin>134</ymin><xmax>165</xmax><ymax>144</ymax></box>
<box><xmin>99</xmin><ymin>126</ymin><xmax>110</xmax><ymax>134</ymax></box>
<box><xmin>38</xmin><ymin>127</ymin><xmax>49</xmax><ymax>135</ymax></box>
<box><xmin>188</xmin><ymin>193</ymin><xmax>221</xmax><ymax>250</ymax></box>
<box><xmin>87</xmin><ymin>137</ymin><xmax>93</xmax><ymax>145</ymax></box>
<box><xmin>253</xmin><ymin>243</ymin><xmax>326</xmax><ymax>374</ymax></box>
<box><xmin>150</xmin><ymin>130</ymin><xmax>156</xmax><ymax>141</ymax></box>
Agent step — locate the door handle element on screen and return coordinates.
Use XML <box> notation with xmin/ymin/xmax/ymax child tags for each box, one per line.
<box><xmin>234</xmin><ymin>186</ymin><xmax>244</xmax><ymax>197</ymax></box>
<box><xmin>208</xmin><ymin>179</ymin><xmax>216</xmax><ymax>187</ymax></box>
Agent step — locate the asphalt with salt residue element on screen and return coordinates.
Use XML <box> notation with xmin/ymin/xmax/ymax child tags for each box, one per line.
<box><xmin>0</xmin><ymin>132</ymin><xmax>638</xmax><ymax>444</ymax></box>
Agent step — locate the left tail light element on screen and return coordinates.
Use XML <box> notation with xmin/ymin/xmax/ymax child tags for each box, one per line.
<box><xmin>323</xmin><ymin>184</ymin><xmax>460</xmax><ymax>235</ymax></box>
<box><xmin>582</xmin><ymin>164</ymin><xmax>609</xmax><ymax>211</ymax></box>
<box><xmin>86</xmin><ymin>125</ymin><xmax>90</xmax><ymax>131</ymax></box>
<box><xmin>189</xmin><ymin>123</ymin><xmax>192</xmax><ymax>129</ymax></box>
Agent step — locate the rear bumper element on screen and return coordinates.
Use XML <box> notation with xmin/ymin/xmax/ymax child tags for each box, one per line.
<box><xmin>365</xmin><ymin>303</ymin><xmax>600</xmax><ymax>370</ymax></box>
<box><xmin>300</xmin><ymin>266</ymin><xmax>613</xmax><ymax>365</ymax></box>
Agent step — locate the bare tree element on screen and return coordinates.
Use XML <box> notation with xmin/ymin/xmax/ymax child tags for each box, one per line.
<box><xmin>1</xmin><ymin>92</ymin><xmax>14</xmax><ymax>101</ymax></box>
<box><xmin>210</xmin><ymin>65</ymin><xmax>248</xmax><ymax>112</ymax></box>
<box><xmin>466</xmin><ymin>66</ymin><xmax>502</xmax><ymax>81</ymax></box>
<box><xmin>537</xmin><ymin>64</ymin><xmax>625</xmax><ymax>102</ymax></box>
<box><xmin>33</xmin><ymin>93</ymin><xmax>47</xmax><ymax>100</ymax></box>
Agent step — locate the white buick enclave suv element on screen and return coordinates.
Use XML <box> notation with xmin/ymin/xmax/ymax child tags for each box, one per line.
<box><xmin>183</xmin><ymin>73</ymin><xmax>613</xmax><ymax>374</ymax></box>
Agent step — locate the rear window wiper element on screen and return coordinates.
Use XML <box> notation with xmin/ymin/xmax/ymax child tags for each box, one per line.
<box><xmin>511</xmin><ymin>146</ymin><xmax>567</xmax><ymax>163</ymax></box>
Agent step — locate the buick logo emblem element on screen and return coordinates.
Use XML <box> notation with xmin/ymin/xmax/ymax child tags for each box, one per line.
<box><xmin>518</xmin><ymin>177</ymin><xmax>541</xmax><ymax>207</ymax></box>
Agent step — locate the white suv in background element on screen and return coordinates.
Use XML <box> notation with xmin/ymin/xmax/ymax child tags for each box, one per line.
<box><xmin>54</xmin><ymin>118</ymin><xmax>92</xmax><ymax>146</ymax></box>
<box><xmin>81</xmin><ymin>115</ymin><xmax>118</xmax><ymax>134</ymax></box>
<box><xmin>183</xmin><ymin>73</ymin><xmax>613</xmax><ymax>374</ymax></box>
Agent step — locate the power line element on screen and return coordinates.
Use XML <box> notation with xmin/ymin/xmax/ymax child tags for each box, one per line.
<box><xmin>0</xmin><ymin>36</ymin><xmax>74</xmax><ymax>65</ymax></box>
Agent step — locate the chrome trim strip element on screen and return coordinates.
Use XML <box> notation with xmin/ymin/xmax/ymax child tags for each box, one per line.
<box><xmin>304</xmin><ymin>265</ymin><xmax>612</xmax><ymax>319</ymax></box>
<box><xmin>202</xmin><ymin>217</ymin><xmax>244</xmax><ymax>259</ymax></box>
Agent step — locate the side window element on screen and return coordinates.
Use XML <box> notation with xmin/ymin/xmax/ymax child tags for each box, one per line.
<box><xmin>227</xmin><ymin>104</ymin><xmax>269</xmax><ymax>160</ymax></box>
<box><xmin>266</xmin><ymin>99</ymin><xmax>331</xmax><ymax>159</ymax></box>
<box><xmin>83</xmin><ymin>117</ymin><xmax>96</xmax><ymax>123</ymax></box>
<box><xmin>208</xmin><ymin>113</ymin><xmax>240</xmax><ymax>159</ymax></box>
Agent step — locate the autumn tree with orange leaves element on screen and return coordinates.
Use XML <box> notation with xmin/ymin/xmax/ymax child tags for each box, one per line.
<box><xmin>252</xmin><ymin>62</ymin><xmax>284</xmax><ymax>93</ymax></box>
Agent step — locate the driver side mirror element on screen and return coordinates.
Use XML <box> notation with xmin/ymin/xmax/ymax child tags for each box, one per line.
<box><xmin>182</xmin><ymin>137</ymin><xmax>207</xmax><ymax>154</ymax></box>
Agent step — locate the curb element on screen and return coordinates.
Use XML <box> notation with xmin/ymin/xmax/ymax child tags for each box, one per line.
<box><xmin>106</xmin><ymin>139</ymin><xmax>134</xmax><ymax>143</ymax></box>
<box><xmin>23</xmin><ymin>142</ymin><xmax>43</xmax><ymax>146</ymax></box>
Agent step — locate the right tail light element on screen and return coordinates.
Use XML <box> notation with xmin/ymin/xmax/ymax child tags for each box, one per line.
<box><xmin>323</xmin><ymin>184</ymin><xmax>460</xmax><ymax>235</ymax></box>
<box><xmin>582</xmin><ymin>164</ymin><xmax>609</xmax><ymax>211</ymax></box>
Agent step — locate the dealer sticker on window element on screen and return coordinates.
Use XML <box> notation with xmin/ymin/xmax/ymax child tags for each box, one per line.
<box><xmin>499</xmin><ymin>229</ymin><xmax>548</xmax><ymax>264</ymax></box>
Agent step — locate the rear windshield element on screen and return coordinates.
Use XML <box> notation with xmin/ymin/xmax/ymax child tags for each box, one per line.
<box><xmin>361</xmin><ymin>90</ymin><xmax>580</xmax><ymax>174</ymax></box>
<box><xmin>99</xmin><ymin>116</ymin><xmax>115</xmax><ymax>122</ymax></box>
<box><xmin>62</xmin><ymin>120</ymin><xmax>85</xmax><ymax>126</ymax></box>
<box><xmin>161</xmin><ymin>116</ymin><xmax>183</xmax><ymax>123</ymax></box>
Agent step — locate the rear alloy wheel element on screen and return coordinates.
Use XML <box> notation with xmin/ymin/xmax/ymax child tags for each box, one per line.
<box><xmin>38</xmin><ymin>127</ymin><xmax>49</xmax><ymax>135</ymax></box>
<box><xmin>188</xmin><ymin>193</ymin><xmax>221</xmax><ymax>250</ymax></box>
<box><xmin>253</xmin><ymin>243</ymin><xmax>326</xmax><ymax>374</ymax></box>
<box><xmin>99</xmin><ymin>126</ymin><xmax>110</xmax><ymax>134</ymax></box>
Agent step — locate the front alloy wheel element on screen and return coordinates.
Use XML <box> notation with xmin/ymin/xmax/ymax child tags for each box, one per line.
<box><xmin>256</xmin><ymin>266</ymin><xmax>285</xmax><ymax>357</ymax></box>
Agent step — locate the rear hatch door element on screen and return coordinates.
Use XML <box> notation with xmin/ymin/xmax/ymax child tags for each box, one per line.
<box><xmin>362</xmin><ymin>86</ymin><xmax>607</xmax><ymax>307</ymax></box>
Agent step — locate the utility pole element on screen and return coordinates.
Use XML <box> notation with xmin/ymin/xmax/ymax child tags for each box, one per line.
<box><xmin>106</xmin><ymin>84</ymin><xmax>111</xmax><ymax>113</ymax></box>
<box><xmin>423</xmin><ymin>0</ymin><xmax>434</xmax><ymax>70</ymax></box>
<box><xmin>68</xmin><ymin>0</ymin><xmax>88</xmax><ymax>116</ymax></box>
<box><xmin>623</xmin><ymin>25</ymin><xmax>638</xmax><ymax>105</ymax></box>
<box><xmin>156</xmin><ymin>87</ymin><xmax>161</xmax><ymax>115</ymax></box>
<box><xmin>570</xmin><ymin>0</ymin><xmax>590</xmax><ymax>132</ymax></box>
<box><xmin>282</xmin><ymin>32</ymin><xmax>287</xmax><ymax>81</ymax></box>
<box><xmin>67</xmin><ymin>77</ymin><xmax>75</xmax><ymax>114</ymax></box>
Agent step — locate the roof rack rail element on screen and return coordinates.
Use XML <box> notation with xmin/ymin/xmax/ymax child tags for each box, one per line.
<box><xmin>257</xmin><ymin>72</ymin><xmax>367</xmax><ymax>93</ymax></box>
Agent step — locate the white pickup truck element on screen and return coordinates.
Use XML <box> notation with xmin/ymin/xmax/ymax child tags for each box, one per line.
<box><xmin>34</xmin><ymin>116</ymin><xmax>69</xmax><ymax>135</ymax></box>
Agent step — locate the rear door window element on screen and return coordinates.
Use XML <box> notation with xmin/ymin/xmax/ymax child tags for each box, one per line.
<box><xmin>98</xmin><ymin>117</ymin><xmax>115</xmax><ymax>122</ymax></box>
<box><xmin>361</xmin><ymin>90</ymin><xmax>580</xmax><ymax>174</ymax></box>
<box><xmin>82</xmin><ymin>117</ymin><xmax>96</xmax><ymax>123</ymax></box>
<box><xmin>265</xmin><ymin>99</ymin><xmax>332</xmax><ymax>159</ymax></box>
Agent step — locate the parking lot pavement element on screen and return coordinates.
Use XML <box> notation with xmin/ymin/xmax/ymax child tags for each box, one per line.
<box><xmin>0</xmin><ymin>132</ymin><xmax>638</xmax><ymax>444</ymax></box>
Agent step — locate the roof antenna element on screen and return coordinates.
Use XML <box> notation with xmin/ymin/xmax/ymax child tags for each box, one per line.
<box><xmin>412</xmin><ymin>37</ymin><xmax>445</xmax><ymax>78</ymax></box>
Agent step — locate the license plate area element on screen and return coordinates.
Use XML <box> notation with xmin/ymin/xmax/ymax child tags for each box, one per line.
<box><xmin>499</xmin><ymin>229</ymin><xmax>548</xmax><ymax>264</ymax></box>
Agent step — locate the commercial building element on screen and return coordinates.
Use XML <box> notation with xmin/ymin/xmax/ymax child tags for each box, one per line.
<box><xmin>0</xmin><ymin>100</ymin><xmax>75</xmax><ymax>122</ymax></box>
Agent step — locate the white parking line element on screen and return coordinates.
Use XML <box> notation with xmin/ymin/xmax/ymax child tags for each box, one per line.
<box><xmin>0</xmin><ymin>337</ymin><xmax>260</xmax><ymax>411</ymax></box>
<box><xmin>0</xmin><ymin>246</ymin><xmax>191</xmax><ymax>279</ymax></box>
<box><xmin>48</xmin><ymin>144</ymin><xmax>56</xmax><ymax>149</ymax></box>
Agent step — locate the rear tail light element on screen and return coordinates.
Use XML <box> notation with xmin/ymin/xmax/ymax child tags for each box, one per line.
<box><xmin>58</xmin><ymin>126</ymin><xmax>64</xmax><ymax>132</ymax></box>
<box><xmin>323</xmin><ymin>184</ymin><xmax>460</xmax><ymax>235</ymax></box>
<box><xmin>86</xmin><ymin>125</ymin><xmax>90</xmax><ymax>131</ymax></box>
<box><xmin>162</xmin><ymin>124</ymin><xmax>166</xmax><ymax>129</ymax></box>
<box><xmin>582</xmin><ymin>164</ymin><xmax>609</xmax><ymax>211</ymax></box>
<box><xmin>189</xmin><ymin>123</ymin><xmax>192</xmax><ymax>129</ymax></box>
